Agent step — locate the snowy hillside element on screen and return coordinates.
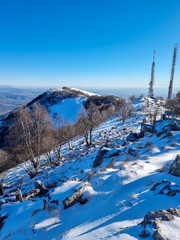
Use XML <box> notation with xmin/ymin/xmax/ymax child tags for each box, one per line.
<box><xmin>0</xmin><ymin>98</ymin><xmax>180</xmax><ymax>240</ymax></box>
<box><xmin>50</xmin><ymin>97</ymin><xmax>85</xmax><ymax>123</ymax></box>
<box><xmin>0</xmin><ymin>87</ymin><xmax>100</xmax><ymax>148</ymax></box>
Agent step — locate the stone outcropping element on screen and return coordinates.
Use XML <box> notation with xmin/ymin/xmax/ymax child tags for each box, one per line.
<box><xmin>62</xmin><ymin>183</ymin><xmax>91</xmax><ymax>209</ymax></box>
<box><xmin>150</xmin><ymin>179</ymin><xmax>180</xmax><ymax>196</ymax></box>
<box><xmin>35</xmin><ymin>180</ymin><xmax>48</xmax><ymax>195</ymax></box>
<box><xmin>140</xmin><ymin>208</ymin><xmax>180</xmax><ymax>240</ymax></box>
<box><xmin>93</xmin><ymin>148</ymin><xmax>108</xmax><ymax>168</ymax></box>
<box><xmin>169</xmin><ymin>154</ymin><xmax>180</xmax><ymax>177</ymax></box>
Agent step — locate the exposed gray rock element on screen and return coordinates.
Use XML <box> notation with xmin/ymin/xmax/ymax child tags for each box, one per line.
<box><xmin>156</xmin><ymin>129</ymin><xmax>172</xmax><ymax>138</ymax></box>
<box><xmin>140</xmin><ymin>208</ymin><xmax>180</xmax><ymax>239</ymax></box>
<box><xmin>150</xmin><ymin>179</ymin><xmax>180</xmax><ymax>196</ymax></box>
<box><xmin>141</xmin><ymin>210</ymin><xmax>174</xmax><ymax>228</ymax></box>
<box><xmin>169</xmin><ymin>154</ymin><xmax>180</xmax><ymax>177</ymax></box>
<box><xmin>62</xmin><ymin>183</ymin><xmax>91</xmax><ymax>209</ymax></box>
<box><xmin>153</xmin><ymin>229</ymin><xmax>167</xmax><ymax>240</ymax></box>
<box><xmin>93</xmin><ymin>148</ymin><xmax>108</xmax><ymax>167</ymax></box>
<box><xmin>150</xmin><ymin>180</ymin><xmax>169</xmax><ymax>191</ymax></box>
<box><xmin>127</xmin><ymin>133</ymin><xmax>139</xmax><ymax>142</ymax></box>
<box><xmin>168</xmin><ymin>208</ymin><xmax>180</xmax><ymax>217</ymax></box>
<box><xmin>35</xmin><ymin>180</ymin><xmax>48</xmax><ymax>195</ymax></box>
<box><xmin>169</xmin><ymin>121</ymin><xmax>180</xmax><ymax>131</ymax></box>
<box><xmin>141</xmin><ymin>123</ymin><xmax>154</xmax><ymax>134</ymax></box>
<box><xmin>24</xmin><ymin>188</ymin><xmax>41</xmax><ymax>199</ymax></box>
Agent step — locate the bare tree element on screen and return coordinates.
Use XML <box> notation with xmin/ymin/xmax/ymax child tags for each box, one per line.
<box><xmin>117</xmin><ymin>103</ymin><xmax>134</xmax><ymax>123</ymax></box>
<box><xmin>77</xmin><ymin>103</ymin><xmax>101</xmax><ymax>146</ymax></box>
<box><xmin>77</xmin><ymin>107</ymin><xmax>90</xmax><ymax>146</ymax></box>
<box><xmin>86</xmin><ymin>102</ymin><xmax>101</xmax><ymax>145</ymax></box>
<box><xmin>8</xmin><ymin>103</ymin><xmax>54</xmax><ymax>177</ymax></box>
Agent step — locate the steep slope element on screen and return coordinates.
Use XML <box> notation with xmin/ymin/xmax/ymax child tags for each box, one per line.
<box><xmin>0</xmin><ymin>87</ymin><xmax>121</xmax><ymax>148</ymax></box>
<box><xmin>0</xmin><ymin>98</ymin><xmax>180</xmax><ymax>239</ymax></box>
<box><xmin>0</xmin><ymin>88</ymin><xmax>96</xmax><ymax>148</ymax></box>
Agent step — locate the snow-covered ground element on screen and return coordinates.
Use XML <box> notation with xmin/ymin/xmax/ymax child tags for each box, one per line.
<box><xmin>0</xmin><ymin>98</ymin><xmax>180</xmax><ymax>240</ymax></box>
<box><xmin>50</xmin><ymin>97</ymin><xmax>86</xmax><ymax>123</ymax></box>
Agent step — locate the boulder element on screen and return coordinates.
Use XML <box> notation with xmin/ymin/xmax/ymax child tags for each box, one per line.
<box><xmin>35</xmin><ymin>180</ymin><xmax>48</xmax><ymax>195</ymax></box>
<box><xmin>169</xmin><ymin>154</ymin><xmax>180</xmax><ymax>177</ymax></box>
<box><xmin>24</xmin><ymin>188</ymin><xmax>41</xmax><ymax>199</ymax></box>
<box><xmin>141</xmin><ymin>123</ymin><xmax>154</xmax><ymax>134</ymax></box>
<box><xmin>153</xmin><ymin>229</ymin><xmax>167</xmax><ymax>240</ymax></box>
<box><xmin>141</xmin><ymin>209</ymin><xmax>180</xmax><ymax>228</ymax></box>
<box><xmin>93</xmin><ymin>148</ymin><xmax>108</xmax><ymax>167</ymax></box>
<box><xmin>169</xmin><ymin>121</ymin><xmax>180</xmax><ymax>131</ymax></box>
<box><xmin>62</xmin><ymin>183</ymin><xmax>91</xmax><ymax>209</ymax></box>
<box><xmin>127</xmin><ymin>133</ymin><xmax>138</xmax><ymax>142</ymax></box>
<box><xmin>150</xmin><ymin>179</ymin><xmax>180</xmax><ymax>196</ymax></box>
<box><xmin>140</xmin><ymin>208</ymin><xmax>180</xmax><ymax>239</ymax></box>
<box><xmin>156</xmin><ymin>129</ymin><xmax>172</xmax><ymax>137</ymax></box>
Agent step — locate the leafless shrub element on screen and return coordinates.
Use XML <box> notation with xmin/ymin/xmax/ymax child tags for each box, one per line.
<box><xmin>116</xmin><ymin>103</ymin><xmax>134</xmax><ymax>123</ymax></box>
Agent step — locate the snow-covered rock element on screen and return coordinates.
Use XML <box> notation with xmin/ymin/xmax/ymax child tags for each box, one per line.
<box><xmin>93</xmin><ymin>147</ymin><xmax>109</xmax><ymax>167</ymax></box>
<box><xmin>169</xmin><ymin>154</ymin><xmax>180</xmax><ymax>177</ymax></box>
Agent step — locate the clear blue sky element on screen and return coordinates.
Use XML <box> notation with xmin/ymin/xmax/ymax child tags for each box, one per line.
<box><xmin>0</xmin><ymin>0</ymin><xmax>180</xmax><ymax>88</ymax></box>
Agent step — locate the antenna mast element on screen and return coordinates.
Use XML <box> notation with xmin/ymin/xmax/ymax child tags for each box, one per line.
<box><xmin>148</xmin><ymin>50</ymin><xmax>155</xmax><ymax>98</ymax></box>
<box><xmin>168</xmin><ymin>43</ymin><xmax>178</xmax><ymax>99</ymax></box>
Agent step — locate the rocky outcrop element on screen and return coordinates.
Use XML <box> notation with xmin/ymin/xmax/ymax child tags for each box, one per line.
<box><xmin>169</xmin><ymin>154</ymin><xmax>180</xmax><ymax>177</ymax></box>
<box><xmin>35</xmin><ymin>180</ymin><xmax>48</xmax><ymax>195</ymax></box>
<box><xmin>150</xmin><ymin>179</ymin><xmax>180</xmax><ymax>196</ymax></box>
<box><xmin>169</xmin><ymin>121</ymin><xmax>180</xmax><ymax>131</ymax></box>
<box><xmin>127</xmin><ymin>133</ymin><xmax>139</xmax><ymax>142</ymax></box>
<box><xmin>140</xmin><ymin>208</ymin><xmax>180</xmax><ymax>240</ymax></box>
<box><xmin>141</xmin><ymin>123</ymin><xmax>154</xmax><ymax>134</ymax></box>
<box><xmin>153</xmin><ymin>229</ymin><xmax>167</xmax><ymax>240</ymax></box>
<box><xmin>93</xmin><ymin>148</ymin><xmax>109</xmax><ymax>167</ymax></box>
<box><xmin>23</xmin><ymin>188</ymin><xmax>41</xmax><ymax>200</ymax></box>
<box><xmin>62</xmin><ymin>183</ymin><xmax>91</xmax><ymax>209</ymax></box>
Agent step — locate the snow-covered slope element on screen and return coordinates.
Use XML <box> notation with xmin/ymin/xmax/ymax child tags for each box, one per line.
<box><xmin>50</xmin><ymin>97</ymin><xmax>85</xmax><ymax>123</ymax></box>
<box><xmin>0</xmin><ymin>99</ymin><xmax>180</xmax><ymax>240</ymax></box>
<box><xmin>0</xmin><ymin>87</ymin><xmax>100</xmax><ymax>147</ymax></box>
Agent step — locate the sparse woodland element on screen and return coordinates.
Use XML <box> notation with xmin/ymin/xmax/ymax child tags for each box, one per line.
<box><xmin>0</xmin><ymin>95</ymin><xmax>128</xmax><ymax>177</ymax></box>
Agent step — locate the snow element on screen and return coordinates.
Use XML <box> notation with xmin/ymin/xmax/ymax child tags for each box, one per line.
<box><xmin>0</xmin><ymin>98</ymin><xmax>180</xmax><ymax>239</ymax></box>
<box><xmin>50</xmin><ymin>97</ymin><xmax>86</xmax><ymax>123</ymax></box>
<box><xmin>34</xmin><ymin>217</ymin><xmax>60</xmax><ymax>230</ymax></box>
<box><xmin>159</xmin><ymin>216</ymin><xmax>180</xmax><ymax>240</ymax></box>
<box><xmin>71</xmin><ymin>88</ymin><xmax>99</xmax><ymax>96</ymax></box>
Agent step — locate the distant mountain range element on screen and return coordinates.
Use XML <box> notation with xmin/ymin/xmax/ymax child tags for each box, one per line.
<box><xmin>0</xmin><ymin>86</ymin><xmax>46</xmax><ymax>115</ymax></box>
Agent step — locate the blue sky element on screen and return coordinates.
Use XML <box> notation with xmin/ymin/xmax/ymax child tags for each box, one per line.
<box><xmin>0</xmin><ymin>0</ymin><xmax>180</xmax><ymax>88</ymax></box>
